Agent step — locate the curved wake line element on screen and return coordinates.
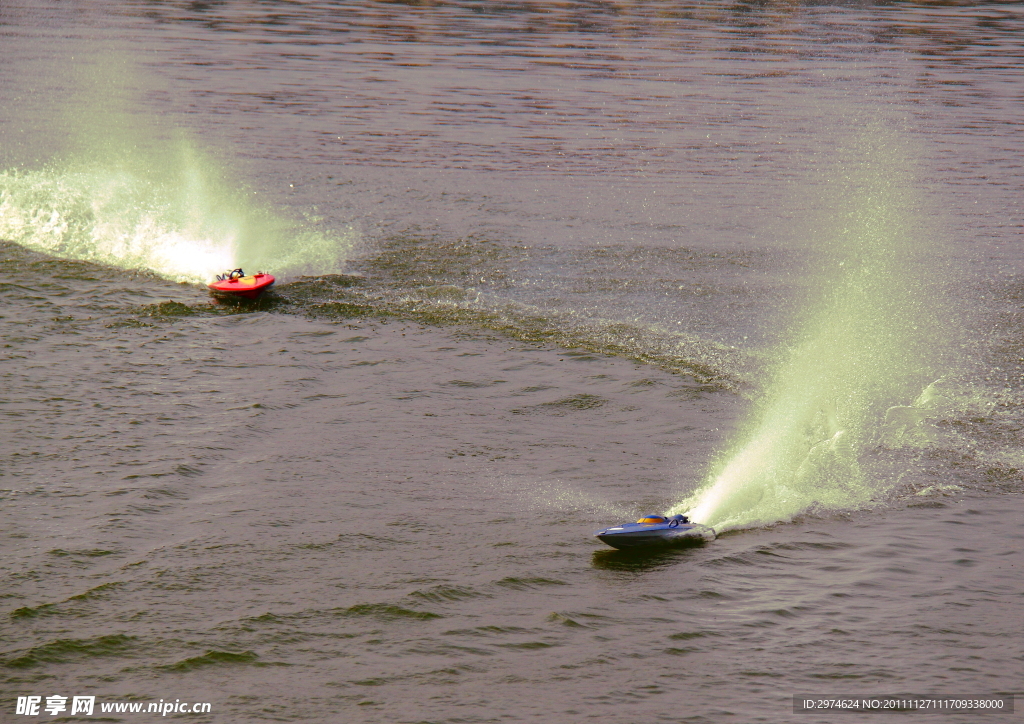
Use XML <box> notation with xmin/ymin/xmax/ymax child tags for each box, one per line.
<box><xmin>282</xmin><ymin>274</ymin><xmax>752</xmax><ymax>389</ymax></box>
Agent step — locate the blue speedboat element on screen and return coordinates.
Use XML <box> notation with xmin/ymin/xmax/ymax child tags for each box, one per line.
<box><xmin>594</xmin><ymin>514</ymin><xmax>715</xmax><ymax>550</ymax></box>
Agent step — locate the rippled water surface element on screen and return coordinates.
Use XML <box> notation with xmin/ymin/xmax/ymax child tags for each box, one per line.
<box><xmin>2</xmin><ymin>2</ymin><xmax>1023</xmax><ymax>722</ymax></box>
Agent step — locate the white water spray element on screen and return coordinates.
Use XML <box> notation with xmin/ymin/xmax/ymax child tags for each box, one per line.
<box><xmin>0</xmin><ymin>145</ymin><xmax>355</xmax><ymax>284</ymax></box>
<box><xmin>0</xmin><ymin>43</ymin><xmax>354</xmax><ymax>284</ymax></box>
<box><xmin>674</xmin><ymin>135</ymin><xmax>950</xmax><ymax>532</ymax></box>
<box><xmin>0</xmin><ymin>162</ymin><xmax>235</xmax><ymax>282</ymax></box>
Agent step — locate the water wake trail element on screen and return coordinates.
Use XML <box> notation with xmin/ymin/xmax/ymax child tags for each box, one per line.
<box><xmin>674</xmin><ymin>136</ymin><xmax>954</xmax><ymax>532</ymax></box>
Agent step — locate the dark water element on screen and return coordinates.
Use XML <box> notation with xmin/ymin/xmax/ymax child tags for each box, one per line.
<box><xmin>2</xmin><ymin>2</ymin><xmax>1023</xmax><ymax>722</ymax></box>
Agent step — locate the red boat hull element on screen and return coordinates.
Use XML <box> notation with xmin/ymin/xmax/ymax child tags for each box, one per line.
<box><xmin>207</xmin><ymin>273</ymin><xmax>275</xmax><ymax>299</ymax></box>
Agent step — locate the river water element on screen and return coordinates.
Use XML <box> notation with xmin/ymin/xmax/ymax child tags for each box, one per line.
<box><xmin>2</xmin><ymin>2</ymin><xmax>1022</xmax><ymax>722</ymax></box>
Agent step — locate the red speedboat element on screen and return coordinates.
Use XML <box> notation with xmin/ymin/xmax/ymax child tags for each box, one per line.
<box><xmin>207</xmin><ymin>269</ymin><xmax>275</xmax><ymax>300</ymax></box>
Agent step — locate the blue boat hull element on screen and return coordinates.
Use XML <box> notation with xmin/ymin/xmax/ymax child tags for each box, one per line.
<box><xmin>595</xmin><ymin>520</ymin><xmax>715</xmax><ymax>550</ymax></box>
